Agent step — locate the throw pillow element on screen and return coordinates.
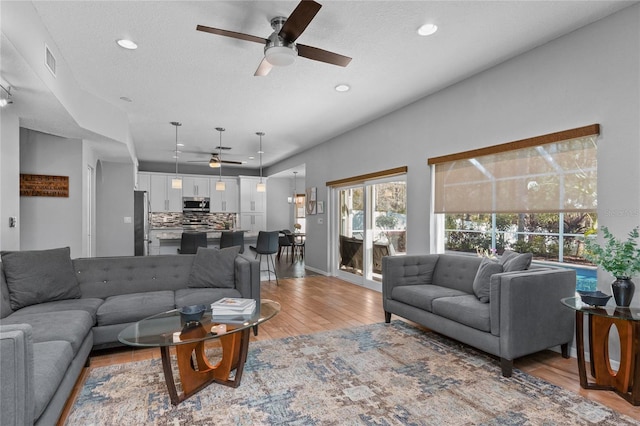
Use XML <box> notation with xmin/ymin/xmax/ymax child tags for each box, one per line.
<box><xmin>472</xmin><ymin>257</ymin><xmax>503</xmax><ymax>303</ymax></box>
<box><xmin>499</xmin><ymin>249</ymin><xmax>519</xmax><ymax>265</ymax></box>
<box><xmin>187</xmin><ymin>246</ymin><xmax>241</xmax><ymax>289</ymax></box>
<box><xmin>502</xmin><ymin>252</ymin><xmax>533</xmax><ymax>272</ymax></box>
<box><xmin>1</xmin><ymin>247</ymin><xmax>81</xmax><ymax>311</ymax></box>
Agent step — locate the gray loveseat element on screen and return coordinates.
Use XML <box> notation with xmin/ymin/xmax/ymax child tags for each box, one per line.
<box><xmin>382</xmin><ymin>252</ymin><xmax>576</xmax><ymax>377</ymax></box>
<box><xmin>0</xmin><ymin>247</ymin><xmax>259</xmax><ymax>426</ymax></box>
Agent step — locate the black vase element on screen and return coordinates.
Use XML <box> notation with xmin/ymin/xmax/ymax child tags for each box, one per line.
<box><xmin>612</xmin><ymin>277</ymin><xmax>635</xmax><ymax>307</ymax></box>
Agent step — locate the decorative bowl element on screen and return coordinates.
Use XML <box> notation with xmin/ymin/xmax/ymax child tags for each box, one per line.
<box><xmin>179</xmin><ymin>304</ymin><xmax>207</xmax><ymax>323</ymax></box>
<box><xmin>577</xmin><ymin>290</ymin><xmax>612</xmax><ymax>306</ymax></box>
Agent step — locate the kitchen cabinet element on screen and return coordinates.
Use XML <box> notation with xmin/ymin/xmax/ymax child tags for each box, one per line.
<box><xmin>240</xmin><ymin>213</ymin><xmax>265</xmax><ymax>233</ymax></box>
<box><xmin>182</xmin><ymin>176</ymin><xmax>209</xmax><ymax>197</ymax></box>
<box><xmin>209</xmin><ymin>177</ymin><xmax>239</xmax><ymax>212</ymax></box>
<box><xmin>149</xmin><ymin>174</ymin><xmax>182</xmax><ymax>212</ymax></box>
<box><xmin>137</xmin><ymin>172</ymin><xmax>151</xmax><ymax>193</ymax></box>
<box><xmin>239</xmin><ymin>177</ymin><xmax>266</xmax><ymax>213</ymax></box>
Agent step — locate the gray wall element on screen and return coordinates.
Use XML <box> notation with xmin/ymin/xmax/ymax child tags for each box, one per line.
<box><xmin>19</xmin><ymin>129</ymin><xmax>84</xmax><ymax>258</ymax></box>
<box><xmin>268</xmin><ymin>5</ymin><xmax>640</xmax><ymax>289</ymax></box>
<box><xmin>266</xmin><ymin>177</ymin><xmax>294</xmax><ymax>232</ymax></box>
<box><xmin>0</xmin><ymin>109</ymin><xmax>20</xmax><ymax>250</ymax></box>
<box><xmin>95</xmin><ymin>160</ymin><xmax>135</xmax><ymax>257</ymax></box>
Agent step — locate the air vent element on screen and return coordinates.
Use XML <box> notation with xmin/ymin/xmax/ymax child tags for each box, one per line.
<box><xmin>44</xmin><ymin>44</ymin><xmax>56</xmax><ymax>77</ymax></box>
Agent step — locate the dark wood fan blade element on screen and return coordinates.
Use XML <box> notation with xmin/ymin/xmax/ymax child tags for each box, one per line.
<box><xmin>196</xmin><ymin>25</ymin><xmax>267</xmax><ymax>44</ymax></box>
<box><xmin>221</xmin><ymin>160</ymin><xmax>244</xmax><ymax>165</ymax></box>
<box><xmin>297</xmin><ymin>44</ymin><xmax>351</xmax><ymax>67</ymax></box>
<box><xmin>279</xmin><ymin>0</ymin><xmax>322</xmax><ymax>43</ymax></box>
<box><xmin>254</xmin><ymin>57</ymin><xmax>273</xmax><ymax>76</ymax></box>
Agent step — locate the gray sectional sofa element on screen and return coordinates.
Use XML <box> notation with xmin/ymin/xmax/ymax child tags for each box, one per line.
<box><xmin>0</xmin><ymin>246</ymin><xmax>259</xmax><ymax>426</ymax></box>
<box><xmin>382</xmin><ymin>252</ymin><xmax>576</xmax><ymax>377</ymax></box>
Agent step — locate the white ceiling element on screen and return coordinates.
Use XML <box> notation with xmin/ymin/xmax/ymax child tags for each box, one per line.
<box><xmin>4</xmin><ymin>1</ymin><xmax>633</xmax><ymax>172</ymax></box>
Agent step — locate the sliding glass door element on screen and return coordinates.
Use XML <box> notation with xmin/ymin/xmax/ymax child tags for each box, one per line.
<box><xmin>334</xmin><ymin>176</ymin><xmax>406</xmax><ymax>290</ymax></box>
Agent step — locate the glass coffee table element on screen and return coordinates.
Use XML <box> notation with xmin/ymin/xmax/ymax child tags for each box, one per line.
<box><xmin>118</xmin><ymin>299</ymin><xmax>280</xmax><ymax>405</ymax></box>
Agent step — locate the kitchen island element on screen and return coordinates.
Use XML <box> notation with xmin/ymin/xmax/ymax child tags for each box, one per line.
<box><xmin>152</xmin><ymin>229</ymin><xmax>258</xmax><ymax>255</ymax></box>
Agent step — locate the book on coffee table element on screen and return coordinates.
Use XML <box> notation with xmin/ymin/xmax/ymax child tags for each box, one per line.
<box><xmin>211</xmin><ymin>298</ymin><xmax>256</xmax><ymax>315</ymax></box>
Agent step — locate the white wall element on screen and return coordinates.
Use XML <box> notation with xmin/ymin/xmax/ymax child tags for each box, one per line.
<box><xmin>19</xmin><ymin>129</ymin><xmax>84</xmax><ymax>258</ymax></box>
<box><xmin>0</xmin><ymin>109</ymin><xmax>20</xmax><ymax>250</ymax></box>
<box><xmin>269</xmin><ymin>5</ymin><xmax>640</xmax><ymax>287</ymax></box>
<box><xmin>266</xmin><ymin>177</ymin><xmax>295</xmax><ymax>232</ymax></box>
<box><xmin>95</xmin><ymin>161</ymin><xmax>135</xmax><ymax>257</ymax></box>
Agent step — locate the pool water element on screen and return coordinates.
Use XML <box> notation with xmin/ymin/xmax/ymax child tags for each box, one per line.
<box><xmin>574</xmin><ymin>267</ymin><xmax>597</xmax><ymax>292</ymax></box>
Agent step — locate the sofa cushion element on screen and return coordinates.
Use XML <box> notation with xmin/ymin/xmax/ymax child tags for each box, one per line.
<box><xmin>1</xmin><ymin>310</ymin><xmax>93</xmax><ymax>353</ymax></box>
<box><xmin>503</xmin><ymin>252</ymin><xmax>533</xmax><ymax>272</ymax></box>
<box><xmin>187</xmin><ymin>246</ymin><xmax>241</xmax><ymax>289</ymax></box>
<box><xmin>499</xmin><ymin>250</ymin><xmax>519</xmax><ymax>265</ymax></box>
<box><xmin>1</xmin><ymin>247</ymin><xmax>81</xmax><ymax>311</ymax></box>
<box><xmin>431</xmin><ymin>255</ymin><xmax>482</xmax><ymax>293</ymax></box>
<box><xmin>391</xmin><ymin>285</ymin><xmax>469</xmax><ymax>312</ymax></box>
<box><xmin>96</xmin><ymin>291</ymin><xmax>175</xmax><ymax>326</ymax></box>
<box><xmin>175</xmin><ymin>288</ymin><xmax>242</xmax><ymax>308</ymax></box>
<box><xmin>472</xmin><ymin>258</ymin><xmax>503</xmax><ymax>303</ymax></box>
<box><xmin>7</xmin><ymin>298</ymin><xmax>103</xmax><ymax>323</ymax></box>
<box><xmin>432</xmin><ymin>295</ymin><xmax>491</xmax><ymax>332</ymax></box>
<box><xmin>32</xmin><ymin>340</ymin><xmax>74</xmax><ymax>420</ymax></box>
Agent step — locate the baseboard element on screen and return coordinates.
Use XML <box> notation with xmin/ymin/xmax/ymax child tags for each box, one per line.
<box><xmin>304</xmin><ymin>266</ymin><xmax>329</xmax><ymax>276</ymax></box>
<box><xmin>548</xmin><ymin>344</ymin><xmax>620</xmax><ymax>371</ymax></box>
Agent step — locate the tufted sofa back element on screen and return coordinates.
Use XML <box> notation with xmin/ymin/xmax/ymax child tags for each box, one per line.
<box><xmin>73</xmin><ymin>255</ymin><xmax>195</xmax><ymax>299</ymax></box>
<box><xmin>431</xmin><ymin>254</ymin><xmax>483</xmax><ymax>293</ymax></box>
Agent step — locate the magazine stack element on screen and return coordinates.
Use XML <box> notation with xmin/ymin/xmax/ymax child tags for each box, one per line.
<box><xmin>211</xmin><ymin>298</ymin><xmax>256</xmax><ymax>316</ymax></box>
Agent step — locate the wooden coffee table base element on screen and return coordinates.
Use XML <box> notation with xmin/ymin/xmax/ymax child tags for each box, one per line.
<box><xmin>160</xmin><ymin>327</ymin><xmax>251</xmax><ymax>405</ymax></box>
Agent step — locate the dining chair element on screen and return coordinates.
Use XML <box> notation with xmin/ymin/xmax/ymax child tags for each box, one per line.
<box><xmin>220</xmin><ymin>231</ymin><xmax>245</xmax><ymax>254</ymax></box>
<box><xmin>177</xmin><ymin>232</ymin><xmax>207</xmax><ymax>254</ymax></box>
<box><xmin>277</xmin><ymin>229</ymin><xmax>294</xmax><ymax>261</ymax></box>
<box><xmin>249</xmin><ymin>230</ymin><xmax>280</xmax><ymax>285</ymax></box>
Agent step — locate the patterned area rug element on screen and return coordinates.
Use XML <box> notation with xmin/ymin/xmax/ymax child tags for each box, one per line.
<box><xmin>66</xmin><ymin>321</ymin><xmax>639</xmax><ymax>425</ymax></box>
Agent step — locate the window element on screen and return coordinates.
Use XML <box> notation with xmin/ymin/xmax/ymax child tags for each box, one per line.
<box><xmin>429</xmin><ymin>125</ymin><xmax>599</xmax><ymax>269</ymax></box>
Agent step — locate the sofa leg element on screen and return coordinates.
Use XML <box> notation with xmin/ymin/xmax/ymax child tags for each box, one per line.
<box><xmin>561</xmin><ymin>343</ymin><xmax>570</xmax><ymax>358</ymax></box>
<box><xmin>253</xmin><ymin>325</ymin><xmax>258</xmax><ymax>336</ymax></box>
<box><xmin>384</xmin><ymin>312</ymin><xmax>391</xmax><ymax>323</ymax></box>
<box><xmin>500</xmin><ymin>358</ymin><xmax>513</xmax><ymax>377</ymax></box>
<box><xmin>85</xmin><ymin>356</ymin><xmax>91</xmax><ymax>368</ymax></box>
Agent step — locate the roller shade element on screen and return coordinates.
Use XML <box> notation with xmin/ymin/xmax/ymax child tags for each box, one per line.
<box><xmin>432</xmin><ymin>127</ymin><xmax>598</xmax><ymax>214</ymax></box>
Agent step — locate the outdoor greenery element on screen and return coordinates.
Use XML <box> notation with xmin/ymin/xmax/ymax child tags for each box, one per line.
<box><xmin>583</xmin><ymin>226</ymin><xmax>640</xmax><ymax>278</ymax></box>
<box><xmin>444</xmin><ymin>212</ymin><xmax>596</xmax><ymax>263</ymax></box>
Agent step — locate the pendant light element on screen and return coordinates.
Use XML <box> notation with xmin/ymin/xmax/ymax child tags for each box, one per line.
<box><xmin>288</xmin><ymin>171</ymin><xmax>298</xmax><ymax>203</ymax></box>
<box><xmin>215</xmin><ymin>127</ymin><xmax>226</xmax><ymax>191</ymax></box>
<box><xmin>170</xmin><ymin>121</ymin><xmax>182</xmax><ymax>189</ymax></box>
<box><xmin>256</xmin><ymin>132</ymin><xmax>266</xmax><ymax>192</ymax></box>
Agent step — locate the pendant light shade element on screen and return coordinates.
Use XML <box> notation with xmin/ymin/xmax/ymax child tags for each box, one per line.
<box><xmin>215</xmin><ymin>127</ymin><xmax>226</xmax><ymax>191</ymax></box>
<box><xmin>256</xmin><ymin>132</ymin><xmax>266</xmax><ymax>192</ymax></box>
<box><xmin>171</xmin><ymin>121</ymin><xmax>182</xmax><ymax>189</ymax></box>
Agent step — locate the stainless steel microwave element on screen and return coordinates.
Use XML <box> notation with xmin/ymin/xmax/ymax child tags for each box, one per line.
<box><xmin>183</xmin><ymin>197</ymin><xmax>210</xmax><ymax>212</ymax></box>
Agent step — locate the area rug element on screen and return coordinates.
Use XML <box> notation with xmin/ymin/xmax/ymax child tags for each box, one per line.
<box><xmin>66</xmin><ymin>321</ymin><xmax>639</xmax><ymax>425</ymax></box>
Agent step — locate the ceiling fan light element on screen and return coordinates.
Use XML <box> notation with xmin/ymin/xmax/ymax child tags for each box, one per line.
<box><xmin>209</xmin><ymin>159</ymin><xmax>221</xmax><ymax>168</ymax></box>
<box><xmin>216</xmin><ymin>180</ymin><xmax>226</xmax><ymax>191</ymax></box>
<box><xmin>265</xmin><ymin>46</ymin><xmax>297</xmax><ymax>66</ymax></box>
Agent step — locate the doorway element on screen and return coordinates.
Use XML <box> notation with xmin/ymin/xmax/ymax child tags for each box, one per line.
<box><xmin>333</xmin><ymin>176</ymin><xmax>406</xmax><ymax>290</ymax></box>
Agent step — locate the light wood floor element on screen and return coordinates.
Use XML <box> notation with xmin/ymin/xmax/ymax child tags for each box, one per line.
<box><xmin>59</xmin><ymin>275</ymin><xmax>640</xmax><ymax>424</ymax></box>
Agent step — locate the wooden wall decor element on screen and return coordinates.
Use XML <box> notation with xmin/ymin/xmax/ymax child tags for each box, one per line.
<box><xmin>20</xmin><ymin>174</ymin><xmax>69</xmax><ymax>197</ymax></box>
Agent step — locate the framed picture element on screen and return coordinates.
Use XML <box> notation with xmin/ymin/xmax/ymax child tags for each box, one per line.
<box><xmin>306</xmin><ymin>187</ymin><xmax>317</xmax><ymax>215</ymax></box>
<box><xmin>317</xmin><ymin>201</ymin><xmax>324</xmax><ymax>214</ymax></box>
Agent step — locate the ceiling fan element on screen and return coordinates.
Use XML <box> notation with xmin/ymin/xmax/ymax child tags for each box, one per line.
<box><xmin>196</xmin><ymin>0</ymin><xmax>351</xmax><ymax>76</ymax></box>
<box><xmin>187</xmin><ymin>127</ymin><xmax>244</xmax><ymax>168</ymax></box>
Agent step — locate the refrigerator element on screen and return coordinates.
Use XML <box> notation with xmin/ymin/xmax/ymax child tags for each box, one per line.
<box><xmin>134</xmin><ymin>190</ymin><xmax>150</xmax><ymax>256</ymax></box>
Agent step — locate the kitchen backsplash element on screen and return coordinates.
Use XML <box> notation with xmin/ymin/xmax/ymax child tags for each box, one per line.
<box><xmin>151</xmin><ymin>212</ymin><xmax>237</xmax><ymax>229</ymax></box>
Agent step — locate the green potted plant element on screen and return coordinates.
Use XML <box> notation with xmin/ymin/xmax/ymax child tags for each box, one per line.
<box><xmin>583</xmin><ymin>226</ymin><xmax>640</xmax><ymax>306</ymax></box>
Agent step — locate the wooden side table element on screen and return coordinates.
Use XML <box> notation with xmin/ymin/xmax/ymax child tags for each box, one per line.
<box><xmin>561</xmin><ymin>297</ymin><xmax>640</xmax><ymax>405</ymax></box>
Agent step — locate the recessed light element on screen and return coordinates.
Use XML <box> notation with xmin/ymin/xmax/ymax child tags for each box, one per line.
<box><xmin>116</xmin><ymin>39</ymin><xmax>138</xmax><ymax>50</ymax></box>
<box><xmin>249</xmin><ymin>156</ymin><xmax>255</xmax><ymax>160</ymax></box>
<box><xmin>417</xmin><ymin>23</ymin><xmax>438</xmax><ymax>36</ymax></box>
<box><xmin>177</xmin><ymin>143</ymin><xmax>184</xmax><ymax>147</ymax></box>
<box><xmin>335</xmin><ymin>84</ymin><xmax>350</xmax><ymax>92</ymax></box>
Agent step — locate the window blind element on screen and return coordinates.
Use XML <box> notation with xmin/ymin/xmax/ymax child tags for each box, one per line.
<box><xmin>430</xmin><ymin>125</ymin><xmax>599</xmax><ymax>214</ymax></box>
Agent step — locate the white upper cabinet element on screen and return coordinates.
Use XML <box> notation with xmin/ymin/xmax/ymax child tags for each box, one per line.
<box><xmin>182</xmin><ymin>176</ymin><xmax>210</xmax><ymax>197</ymax></box>
<box><xmin>209</xmin><ymin>177</ymin><xmax>239</xmax><ymax>212</ymax></box>
<box><xmin>149</xmin><ymin>174</ymin><xmax>182</xmax><ymax>212</ymax></box>
<box><xmin>137</xmin><ymin>172</ymin><xmax>151</xmax><ymax>193</ymax></box>
<box><xmin>239</xmin><ymin>177</ymin><xmax>266</xmax><ymax>213</ymax></box>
